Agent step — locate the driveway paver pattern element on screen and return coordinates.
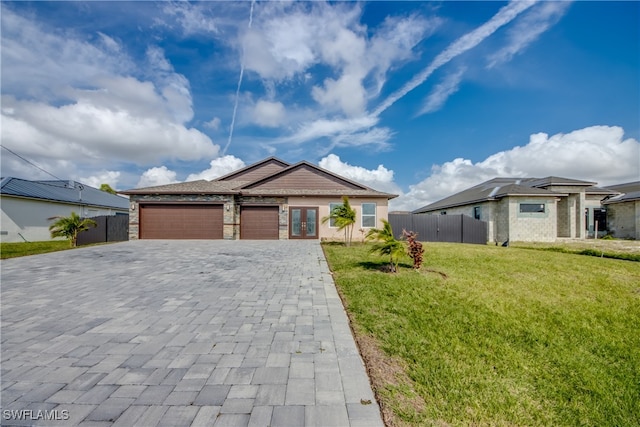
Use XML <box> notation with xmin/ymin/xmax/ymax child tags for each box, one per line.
<box><xmin>1</xmin><ymin>240</ymin><xmax>383</xmax><ymax>426</ymax></box>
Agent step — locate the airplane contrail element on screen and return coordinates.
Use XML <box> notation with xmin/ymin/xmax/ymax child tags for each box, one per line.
<box><xmin>373</xmin><ymin>0</ymin><xmax>537</xmax><ymax>117</ymax></box>
<box><xmin>223</xmin><ymin>0</ymin><xmax>255</xmax><ymax>155</ymax></box>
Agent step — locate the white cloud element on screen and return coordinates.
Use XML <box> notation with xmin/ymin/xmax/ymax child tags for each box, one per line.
<box><xmin>1</xmin><ymin>96</ymin><xmax>218</xmax><ymax>165</ymax></box>
<box><xmin>318</xmin><ymin>154</ymin><xmax>402</xmax><ymax>196</ymax></box>
<box><xmin>137</xmin><ymin>166</ymin><xmax>179</xmax><ymax>188</ymax></box>
<box><xmin>80</xmin><ymin>171</ymin><xmax>121</xmax><ymax>190</ymax></box>
<box><xmin>252</xmin><ymin>100</ymin><xmax>286</xmax><ymax>128</ymax></box>
<box><xmin>375</xmin><ymin>0</ymin><xmax>536</xmax><ymax>117</ymax></box>
<box><xmin>186</xmin><ymin>155</ymin><xmax>246</xmax><ymax>181</ymax></box>
<box><xmin>487</xmin><ymin>1</ymin><xmax>571</xmax><ymax>69</ymax></box>
<box><xmin>204</xmin><ymin>117</ymin><xmax>222</xmax><ymax>130</ymax></box>
<box><xmin>394</xmin><ymin>125</ymin><xmax>640</xmax><ymax>211</ymax></box>
<box><xmin>0</xmin><ymin>6</ymin><xmax>219</xmax><ymax>176</ymax></box>
<box><xmin>418</xmin><ymin>68</ymin><xmax>466</xmax><ymax>115</ymax></box>
<box><xmin>161</xmin><ymin>2</ymin><xmax>219</xmax><ymax>36</ymax></box>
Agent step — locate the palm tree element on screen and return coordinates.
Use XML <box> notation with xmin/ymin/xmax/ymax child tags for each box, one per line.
<box><xmin>48</xmin><ymin>212</ymin><xmax>97</xmax><ymax>247</ymax></box>
<box><xmin>366</xmin><ymin>219</ymin><xmax>405</xmax><ymax>272</ymax></box>
<box><xmin>321</xmin><ymin>196</ymin><xmax>357</xmax><ymax>246</ymax></box>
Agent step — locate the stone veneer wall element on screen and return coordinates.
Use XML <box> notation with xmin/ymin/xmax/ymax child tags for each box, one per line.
<box><xmin>128</xmin><ymin>194</ymin><xmax>235</xmax><ymax>240</ymax></box>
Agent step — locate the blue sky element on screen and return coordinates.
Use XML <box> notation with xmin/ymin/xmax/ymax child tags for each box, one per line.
<box><xmin>1</xmin><ymin>1</ymin><xmax>638</xmax><ymax>210</ymax></box>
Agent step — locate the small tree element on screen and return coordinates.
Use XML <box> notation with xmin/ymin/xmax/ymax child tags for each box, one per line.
<box><xmin>100</xmin><ymin>183</ymin><xmax>117</xmax><ymax>194</ymax></box>
<box><xmin>366</xmin><ymin>219</ymin><xmax>405</xmax><ymax>272</ymax></box>
<box><xmin>321</xmin><ymin>196</ymin><xmax>357</xmax><ymax>246</ymax></box>
<box><xmin>48</xmin><ymin>212</ymin><xmax>97</xmax><ymax>247</ymax></box>
<box><xmin>403</xmin><ymin>229</ymin><xmax>424</xmax><ymax>270</ymax></box>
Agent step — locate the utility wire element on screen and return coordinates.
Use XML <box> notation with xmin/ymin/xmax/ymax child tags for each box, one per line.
<box><xmin>1</xmin><ymin>145</ymin><xmax>65</xmax><ymax>181</ymax></box>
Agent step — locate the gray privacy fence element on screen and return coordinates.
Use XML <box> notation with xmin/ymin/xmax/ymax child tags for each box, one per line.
<box><xmin>77</xmin><ymin>215</ymin><xmax>129</xmax><ymax>246</ymax></box>
<box><xmin>389</xmin><ymin>214</ymin><xmax>487</xmax><ymax>245</ymax></box>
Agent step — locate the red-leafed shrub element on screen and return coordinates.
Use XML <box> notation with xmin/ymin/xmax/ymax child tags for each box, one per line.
<box><xmin>403</xmin><ymin>229</ymin><xmax>424</xmax><ymax>270</ymax></box>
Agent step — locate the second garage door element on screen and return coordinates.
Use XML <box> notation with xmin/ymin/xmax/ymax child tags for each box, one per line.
<box><xmin>241</xmin><ymin>206</ymin><xmax>279</xmax><ymax>240</ymax></box>
<box><xmin>140</xmin><ymin>204</ymin><xmax>223</xmax><ymax>239</ymax></box>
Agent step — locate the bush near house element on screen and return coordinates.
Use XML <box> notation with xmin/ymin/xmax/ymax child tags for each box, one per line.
<box><xmin>322</xmin><ymin>242</ymin><xmax>640</xmax><ymax>426</ymax></box>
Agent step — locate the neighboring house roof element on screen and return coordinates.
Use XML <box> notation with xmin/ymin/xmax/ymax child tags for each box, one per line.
<box><xmin>413</xmin><ymin>177</ymin><xmax>574</xmax><ymax>213</ymax></box>
<box><xmin>524</xmin><ymin>176</ymin><xmax>596</xmax><ymax>188</ymax></box>
<box><xmin>603</xmin><ymin>191</ymin><xmax>640</xmax><ymax>204</ymax></box>
<box><xmin>122</xmin><ymin>159</ymin><xmax>398</xmax><ymax>199</ymax></box>
<box><xmin>0</xmin><ymin>177</ymin><xmax>130</xmax><ymax>210</ymax></box>
<box><xmin>604</xmin><ymin>181</ymin><xmax>640</xmax><ymax>194</ymax></box>
<box><xmin>603</xmin><ymin>181</ymin><xmax>640</xmax><ymax>204</ymax></box>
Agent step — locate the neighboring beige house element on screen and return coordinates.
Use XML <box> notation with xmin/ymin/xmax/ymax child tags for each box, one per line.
<box><xmin>603</xmin><ymin>181</ymin><xmax>640</xmax><ymax>240</ymax></box>
<box><xmin>121</xmin><ymin>157</ymin><xmax>397</xmax><ymax>240</ymax></box>
<box><xmin>1</xmin><ymin>177</ymin><xmax>130</xmax><ymax>243</ymax></box>
<box><xmin>412</xmin><ymin>176</ymin><xmax>628</xmax><ymax>243</ymax></box>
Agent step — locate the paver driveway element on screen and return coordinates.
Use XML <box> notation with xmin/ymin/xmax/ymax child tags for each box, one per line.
<box><xmin>1</xmin><ymin>240</ymin><xmax>383</xmax><ymax>426</ymax></box>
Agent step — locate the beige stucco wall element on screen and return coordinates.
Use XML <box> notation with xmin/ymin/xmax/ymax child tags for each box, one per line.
<box><xmin>288</xmin><ymin>196</ymin><xmax>389</xmax><ymax>241</ymax></box>
<box><xmin>607</xmin><ymin>200</ymin><xmax>640</xmax><ymax>239</ymax></box>
<box><xmin>1</xmin><ymin>196</ymin><xmax>125</xmax><ymax>243</ymax></box>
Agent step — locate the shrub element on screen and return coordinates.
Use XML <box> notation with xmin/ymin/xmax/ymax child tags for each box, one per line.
<box><xmin>403</xmin><ymin>229</ymin><xmax>424</xmax><ymax>269</ymax></box>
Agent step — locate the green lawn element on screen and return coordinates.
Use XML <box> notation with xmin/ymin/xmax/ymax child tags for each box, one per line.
<box><xmin>323</xmin><ymin>242</ymin><xmax>640</xmax><ymax>426</ymax></box>
<box><xmin>1</xmin><ymin>240</ymin><xmax>73</xmax><ymax>259</ymax></box>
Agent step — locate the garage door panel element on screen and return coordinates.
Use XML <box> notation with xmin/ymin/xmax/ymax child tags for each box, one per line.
<box><xmin>141</xmin><ymin>204</ymin><xmax>223</xmax><ymax>239</ymax></box>
<box><xmin>241</xmin><ymin>206</ymin><xmax>279</xmax><ymax>240</ymax></box>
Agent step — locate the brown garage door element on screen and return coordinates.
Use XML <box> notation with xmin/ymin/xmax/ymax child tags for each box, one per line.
<box><xmin>140</xmin><ymin>204</ymin><xmax>223</xmax><ymax>239</ymax></box>
<box><xmin>241</xmin><ymin>206</ymin><xmax>279</xmax><ymax>240</ymax></box>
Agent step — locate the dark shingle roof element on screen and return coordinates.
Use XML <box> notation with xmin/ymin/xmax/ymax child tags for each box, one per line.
<box><xmin>0</xmin><ymin>177</ymin><xmax>129</xmax><ymax>209</ymax></box>
<box><xmin>121</xmin><ymin>159</ymin><xmax>398</xmax><ymax>199</ymax></box>
<box><xmin>412</xmin><ymin>177</ymin><xmax>570</xmax><ymax>213</ymax></box>
<box><xmin>121</xmin><ymin>180</ymin><xmax>245</xmax><ymax>195</ymax></box>
<box><xmin>603</xmin><ymin>191</ymin><xmax>640</xmax><ymax>204</ymax></box>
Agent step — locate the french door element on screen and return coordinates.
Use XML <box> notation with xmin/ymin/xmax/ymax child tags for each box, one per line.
<box><xmin>289</xmin><ymin>207</ymin><xmax>318</xmax><ymax>239</ymax></box>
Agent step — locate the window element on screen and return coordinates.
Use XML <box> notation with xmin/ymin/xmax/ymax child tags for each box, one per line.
<box><xmin>361</xmin><ymin>203</ymin><xmax>376</xmax><ymax>227</ymax></box>
<box><xmin>473</xmin><ymin>206</ymin><xmax>481</xmax><ymax>220</ymax></box>
<box><xmin>519</xmin><ymin>203</ymin><xmax>545</xmax><ymax>213</ymax></box>
<box><xmin>328</xmin><ymin>202</ymin><xmax>342</xmax><ymax>227</ymax></box>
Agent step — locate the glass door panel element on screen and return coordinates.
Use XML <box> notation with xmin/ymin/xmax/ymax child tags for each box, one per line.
<box><xmin>306</xmin><ymin>209</ymin><xmax>317</xmax><ymax>237</ymax></box>
<box><xmin>291</xmin><ymin>208</ymin><xmax>302</xmax><ymax>237</ymax></box>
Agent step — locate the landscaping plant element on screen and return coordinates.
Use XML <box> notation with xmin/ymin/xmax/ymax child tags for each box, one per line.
<box><xmin>366</xmin><ymin>219</ymin><xmax>405</xmax><ymax>272</ymax></box>
<box><xmin>321</xmin><ymin>195</ymin><xmax>357</xmax><ymax>246</ymax></box>
<box><xmin>402</xmin><ymin>229</ymin><xmax>424</xmax><ymax>269</ymax></box>
<box><xmin>48</xmin><ymin>212</ymin><xmax>97</xmax><ymax>247</ymax></box>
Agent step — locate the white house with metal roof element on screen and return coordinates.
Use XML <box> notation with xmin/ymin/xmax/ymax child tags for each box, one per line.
<box><xmin>1</xmin><ymin>177</ymin><xmax>129</xmax><ymax>243</ymax></box>
<box><xmin>413</xmin><ymin>176</ymin><xmax>625</xmax><ymax>243</ymax></box>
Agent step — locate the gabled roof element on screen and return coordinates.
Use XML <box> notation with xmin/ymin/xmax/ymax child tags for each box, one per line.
<box><xmin>122</xmin><ymin>158</ymin><xmax>398</xmax><ymax>199</ymax></box>
<box><xmin>238</xmin><ymin>161</ymin><xmax>397</xmax><ymax>198</ymax></box>
<box><xmin>216</xmin><ymin>157</ymin><xmax>290</xmax><ymax>182</ymax></box>
<box><xmin>412</xmin><ymin>177</ymin><xmax>570</xmax><ymax>213</ymax></box>
<box><xmin>0</xmin><ymin>177</ymin><xmax>130</xmax><ymax>209</ymax></box>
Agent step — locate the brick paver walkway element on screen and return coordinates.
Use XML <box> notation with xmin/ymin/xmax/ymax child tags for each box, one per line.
<box><xmin>1</xmin><ymin>240</ymin><xmax>383</xmax><ymax>426</ymax></box>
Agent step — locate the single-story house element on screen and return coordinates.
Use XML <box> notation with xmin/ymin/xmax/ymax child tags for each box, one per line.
<box><xmin>412</xmin><ymin>176</ymin><xmax>627</xmax><ymax>243</ymax></box>
<box><xmin>602</xmin><ymin>181</ymin><xmax>640</xmax><ymax>240</ymax></box>
<box><xmin>121</xmin><ymin>157</ymin><xmax>398</xmax><ymax>240</ymax></box>
<box><xmin>1</xmin><ymin>177</ymin><xmax>130</xmax><ymax>243</ymax></box>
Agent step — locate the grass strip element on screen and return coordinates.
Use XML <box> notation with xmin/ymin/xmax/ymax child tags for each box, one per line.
<box><xmin>1</xmin><ymin>240</ymin><xmax>74</xmax><ymax>259</ymax></box>
<box><xmin>323</xmin><ymin>242</ymin><xmax>640</xmax><ymax>426</ymax></box>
